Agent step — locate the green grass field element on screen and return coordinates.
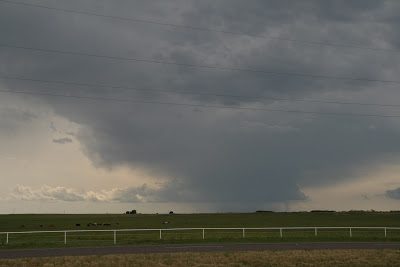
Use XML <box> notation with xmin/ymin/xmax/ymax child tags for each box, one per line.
<box><xmin>1</xmin><ymin>212</ymin><xmax>400</xmax><ymax>249</ymax></box>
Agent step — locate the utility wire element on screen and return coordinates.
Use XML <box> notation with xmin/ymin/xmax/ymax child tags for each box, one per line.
<box><xmin>1</xmin><ymin>43</ymin><xmax>400</xmax><ymax>85</ymax></box>
<box><xmin>1</xmin><ymin>88</ymin><xmax>399</xmax><ymax>118</ymax></box>
<box><xmin>0</xmin><ymin>0</ymin><xmax>395</xmax><ymax>53</ymax></box>
<box><xmin>1</xmin><ymin>74</ymin><xmax>400</xmax><ymax>108</ymax></box>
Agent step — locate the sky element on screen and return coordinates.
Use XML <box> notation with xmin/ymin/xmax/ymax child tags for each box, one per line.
<box><xmin>1</xmin><ymin>0</ymin><xmax>400</xmax><ymax>213</ymax></box>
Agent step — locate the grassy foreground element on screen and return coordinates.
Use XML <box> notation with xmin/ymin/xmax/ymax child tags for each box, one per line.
<box><xmin>1</xmin><ymin>250</ymin><xmax>400</xmax><ymax>267</ymax></box>
<box><xmin>1</xmin><ymin>212</ymin><xmax>400</xmax><ymax>249</ymax></box>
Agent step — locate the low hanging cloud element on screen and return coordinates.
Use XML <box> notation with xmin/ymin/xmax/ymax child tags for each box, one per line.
<box><xmin>9</xmin><ymin>183</ymin><xmax>222</xmax><ymax>203</ymax></box>
<box><xmin>11</xmin><ymin>185</ymin><xmax>84</xmax><ymax>202</ymax></box>
<box><xmin>10</xmin><ymin>185</ymin><xmax>164</xmax><ymax>203</ymax></box>
<box><xmin>386</xmin><ymin>188</ymin><xmax>400</xmax><ymax>200</ymax></box>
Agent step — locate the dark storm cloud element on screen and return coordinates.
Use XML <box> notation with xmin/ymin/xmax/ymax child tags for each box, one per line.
<box><xmin>1</xmin><ymin>0</ymin><xmax>400</xmax><ymax>209</ymax></box>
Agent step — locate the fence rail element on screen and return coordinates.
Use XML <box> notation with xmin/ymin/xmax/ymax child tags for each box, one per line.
<box><xmin>1</xmin><ymin>227</ymin><xmax>400</xmax><ymax>245</ymax></box>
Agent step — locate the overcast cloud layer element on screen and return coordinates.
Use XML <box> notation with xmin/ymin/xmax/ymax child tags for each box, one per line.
<box><xmin>1</xmin><ymin>0</ymin><xmax>400</xmax><ymax>212</ymax></box>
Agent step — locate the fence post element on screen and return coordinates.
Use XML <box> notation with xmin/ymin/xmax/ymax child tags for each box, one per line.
<box><xmin>242</xmin><ymin>228</ymin><xmax>245</xmax><ymax>238</ymax></box>
<box><xmin>159</xmin><ymin>229</ymin><xmax>162</xmax><ymax>240</ymax></box>
<box><xmin>280</xmin><ymin>228</ymin><xmax>283</xmax><ymax>238</ymax></box>
<box><xmin>114</xmin><ymin>230</ymin><xmax>117</xmax><ymax>245</ymax></box>
<box><xmin>384</xmin><ymin>227</ymin><xmax>387</xmax><ymax>238</ymax></box>
<box><xmin>202</xmin><ymin>229</ymin><xmax>205</xmax><ymax>240</ymax></box>
<box><xmin>6</xmin><ymin>233</ymin><xmax>8</xmax><ymax>245</ymax></box>
<box><xmin>315</xmin><ymin>227</ymin><xmax>317</xmax><ymax>237</ymax></box>
<box><xmin>349</xmin><ymin>227</ymin><xmax>352</xmax><ymax>238</ymax></box>
<box><xmin>64</xmin><ymin>231</ymin><xmax>67</xmax><ymax>245</ymax></box>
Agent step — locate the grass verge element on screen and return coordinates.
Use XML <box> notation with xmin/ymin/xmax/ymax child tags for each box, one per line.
<box><xmin>1</xmin><ymin>249</ymin><xmax>400</xmax><ymax>267</ymax></box>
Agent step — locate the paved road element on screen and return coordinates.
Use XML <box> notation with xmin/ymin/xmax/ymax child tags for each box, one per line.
<box><xmin>1</xmin><ymin>242</ymin><xmax>400</xmax><ymax>259</ymax></box>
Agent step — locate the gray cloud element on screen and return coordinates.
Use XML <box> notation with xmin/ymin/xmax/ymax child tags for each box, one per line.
<box><xmin>52</xmin><ymin>137</ymin><xmax>73</xmax><ymax>144</ymax></box>
<box><xmin>386</xmin><ymin>188</ymin><xmax>400</xmax><ymax>200</ymax></box>
<box><xmin>0</xmin><ymin>107</ymin><xmax>37</xmax><ymax>136</ymax></box>
<box><xmin>2</xmin><ymin>1</ymin><xmax>400</xmax><ymax>210</ymax></box>
<box><xmin>49</xmin><ymin>122</ymin><xmax>58</xmax><ymax>132</ymax></box>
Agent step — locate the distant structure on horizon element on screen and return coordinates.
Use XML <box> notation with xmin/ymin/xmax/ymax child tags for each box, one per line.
<box><xmin>125</xmin><ymin>210</ymin><xmax>137</xmax><ymax>215</ymax></box>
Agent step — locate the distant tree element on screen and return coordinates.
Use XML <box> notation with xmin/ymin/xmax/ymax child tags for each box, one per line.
<box><xmin>125</xmin><ymin>211</ymin><xmax>130</xmax><ymax>214</ymax></box>
<box><xmin>131</xmin><ymin>210</ymin><xmax>137</xmax><ymax>215</ymax></box>
<box><xmin>169</xmin><ymin>211</ymin><xmax>174</xmax><ymax>215</ymax></box>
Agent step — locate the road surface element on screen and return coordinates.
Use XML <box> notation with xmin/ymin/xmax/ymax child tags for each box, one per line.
<box><xmin>1</xmin><ymin>242</ymin><xmax>400</xmax><ymax>259</ymax></box>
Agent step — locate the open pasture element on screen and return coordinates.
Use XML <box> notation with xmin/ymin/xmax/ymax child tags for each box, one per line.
<box><xmin>1</xmin><ymin>212</ymin><xmax>400</xmax><ymax>248</ymax></box>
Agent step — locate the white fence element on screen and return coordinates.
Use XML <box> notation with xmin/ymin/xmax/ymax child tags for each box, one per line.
<box><xmin>1</xmin><ymin>227</ymin><xmax>400</xmax><ymax>245</ymax></box>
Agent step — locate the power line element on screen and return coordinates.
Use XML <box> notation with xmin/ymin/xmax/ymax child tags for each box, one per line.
<box><xmin>2</xmin><ymin>74</ymin><xmax>400</xmax><ymax>108</ymax></box>
<box><xmin>0</xmin><ymin>88</ymin><xmax>399</xmax><ymax>118</ymax></box>
<box><xmin>1</xmin><ymin>43</ymin><xmax>400</xmax><ymax>85</ymax></box>
<box><xmin>0</xmin><ymin>0</ymin><xmax>395</xmax><ymax>53</ymax></box>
